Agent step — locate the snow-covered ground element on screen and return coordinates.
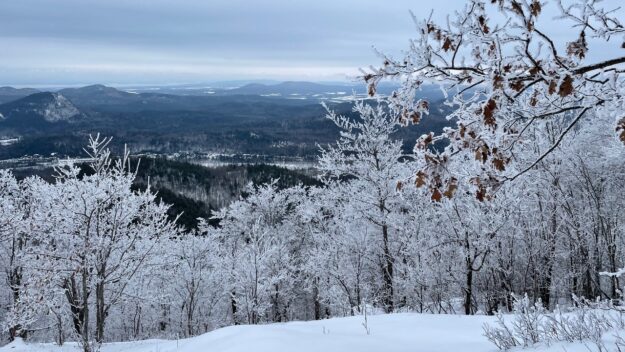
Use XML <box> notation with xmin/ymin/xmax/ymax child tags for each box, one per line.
<box><xmin>0</xmin><ymin>313</ymin><xmax>621</xmax><ymax>352</ymax></box>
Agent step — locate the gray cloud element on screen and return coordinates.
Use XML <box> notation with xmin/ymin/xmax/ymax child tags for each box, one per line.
<box><xmin>0</xmin><ymin>0</ymin><xmax>622</xmax><ymax>86</ymax></box>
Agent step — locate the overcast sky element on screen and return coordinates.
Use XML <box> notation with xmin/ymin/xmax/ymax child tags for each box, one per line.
<box><xmin>0</xmin><ymin>0</ymin><xmax>622</xmax><ymax>86</ymax></box>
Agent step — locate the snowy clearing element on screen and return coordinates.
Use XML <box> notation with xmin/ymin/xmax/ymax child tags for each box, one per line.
<box><xmin>2</xmin><ymin>313</ymin><xmax>621</xmax><ymax>352</ymax></box>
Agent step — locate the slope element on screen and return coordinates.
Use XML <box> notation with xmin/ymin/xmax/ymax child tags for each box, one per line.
<box><xmin>2</xmin><ymin>313</ymin><xmax>619</xmax><ymax>352</ymax></box>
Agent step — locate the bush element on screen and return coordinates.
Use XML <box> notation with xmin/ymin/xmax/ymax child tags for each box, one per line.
<box><xmin>483</xmin><ymin>294</ymin><xmax>623</xmax><ymax>351</ymax></box>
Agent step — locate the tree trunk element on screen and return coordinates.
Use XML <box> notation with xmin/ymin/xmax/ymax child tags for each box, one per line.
<box><xmin>55</xmin><ymin>311</ymin><xmax>64</xmax><ymax>346</ymax></box>
<box><xmin>381</xmin><ymin>223</ymin><xmax>394</xmax><ymax>313</ymax></box>
<box><xmin>8</xmin><ymin>266</ymin><xmax>26</xmax><ymax>341</ymax></box>
<box><xmin>312</xmin><ymin>278</ymin><xmax>321</xmax><ymax>320</ymax></box>
<box><xmin>464</xmin><ymin>260</ymin><xmax>474</xmax><ymax>315</ymax></box>
<box><xmin>187</xmin><ymin>287</ymin><xmax>195</xmax><ymax>336</ymax></box>
<box><xmin>95</xmin><ymin>279</ymin><xmax>105</xmax><ymax>343</ymax></box>
<box><xmin>8</xmin><ymin>236</ymin><xmax>26</xmax><ymax>341</ymax></box>
<box><xmin>63</xmin><ymin>275</ymin><xmax>87</xmax><ymax>339</ymax></box>
<box><xmin>81</xmin><ymin>267</ymin><xmax>91</xmax><ymax>352</ymax></box>
<box><xmin>230</xmin><ymin>290</ymin><xmax>239</xmax><ymax>325</ymax></box>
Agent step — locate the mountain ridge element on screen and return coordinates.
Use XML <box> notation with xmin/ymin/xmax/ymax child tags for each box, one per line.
<box><xmin>0</xmin><ymin>92</ymin><xmax>81</xmax><ymax>123</ymax></box>
<box><xmin>0</xmin><ymin>87</ymin><xmax>42</xmax><ymax>104</ymax></box>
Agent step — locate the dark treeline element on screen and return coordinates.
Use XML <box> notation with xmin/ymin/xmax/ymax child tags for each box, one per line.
<box><xmin>7</xmin><ymin>158</ymin><xmax>320</xmax><ymax>229</ymax></box>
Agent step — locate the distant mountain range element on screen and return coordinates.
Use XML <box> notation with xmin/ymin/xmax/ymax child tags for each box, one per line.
<box><xmin>0</xmin><ymin>87</ymin><xmax>42</xmax><ymax>104</ymax></box>
<box><xmin>0</xmin><ymin>81</ymin><xmax>444</xmax><ymax>120</ymax></box>
<box><xmin>0</xmin><ymin>81</ymin><xmax>450</xmax><ymax>161</ymax></box>
<box><xmin>0</xmin><ymin>81</ymin><xmax>381</xmax><ymax>126</ymax></box>
<box><xmin>0</xmin><ymin>81</ymin><xmax>393</xmax><ymax>102</ymax></box>
<box><xmin>123</xmin><ymin>81</ymin><xmax>401</xmax><ymax>97</ymax></box>
<box><xmin>219</xmin><ymin>81</ymin><xmax>365</xmax><ymax>96</ymax></box>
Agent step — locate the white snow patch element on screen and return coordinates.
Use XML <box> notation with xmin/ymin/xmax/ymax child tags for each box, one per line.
<box><xmin>1</xmin><ymin>313</ymin><xmax>621</xmax><ymax>352</ymax></box>
<box><xmin>35</xmin><ymin>94</ymin><xmax>80</xmax><ymax>122</ymax></box>
<box><xmin>0</xmin><ymin>138</ymin><xmax>19</xmax><ymax>146</ymax></box>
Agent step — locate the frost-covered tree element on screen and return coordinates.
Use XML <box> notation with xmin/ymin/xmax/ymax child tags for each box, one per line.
<box><xmin>0</xmin><ymin>170</ymin><xmax>28</xmax><ymax>340</ymax></box>
<box><xmin>204</xmin><ymin>183</ymin><xmax>306</xmax><ymax>324</ymax></box>
<box><xmin>1</xmin><ymin>0</ymin><xmax>625</xmax><ymax>345</ymax></box>
<box><xmin>5</xmin><ymin>136</ymin><xmax>178</xmax><ymax>351</ymax></box>
<box><xmin>170</xmin><ymin>233</ymin><xmax>224</xmax><ymax>336</ymax></box>
<box><xmin>365</xmin><ymin>0</ymin><xmax>625</xmax><ymax>199</ymax></box>
<box><xmin>317</xmin><ymin>101</ymin><xmax>416</xmax><ymax>313</ymax></box>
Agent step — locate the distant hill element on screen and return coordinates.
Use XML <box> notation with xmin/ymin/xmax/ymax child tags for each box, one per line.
<box><xmin>0</xmin><ymin>87</ymin><xmax>41</xmax><ymax>104</ymax></box>
<box><xmin>0</xmin><ymin>81</ymin><xmax>441</xmax><ymax>109</ymax></box>
<box><xmin>0</xmin><ymin>92</ymin><xmax>81</xmax><ymax>126</ymax></box>
<box><xmin>116</xmin><ymin>81</ymin><xmax>418</xmax><ymax>100</ymax></box>
<box><xmin>52</xmin><ymin>84</ymin><xmax>319</xmax><ymax>112</ymax></box>
<box><xmin>0</xmin><ymin>82</ymin><xmax>452</xmax><ymax>161</ymax></box>
<box><xmin>223</xmin><ymin>81</ymin><xmax>365</xmax><ymax>96</ymax></box>
<box><xmin>59</xmin><ymin>84</ymin><xmax>136</xmax><ymax>106</ymax></box>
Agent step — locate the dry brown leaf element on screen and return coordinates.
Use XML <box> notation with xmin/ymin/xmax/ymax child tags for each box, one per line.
<box><xmin>415</xmin><ymin>171</ymin><xmax>427</xmax><ymax>188</ymax></box>
<box><xmin>483</xmin><ymin>98</ymin><xmax>498</xmax><ymax>128</ymax></box>
<box><xmin>368</xmin><ymin>83</ymin><xmax>377</xmax><ymax>97</ymax></box>
<box><xmin>442</xmin><ymin>37</ymin><xmax>453</xmax><ymax>52</ymax></box>
<box><xmin>617</xmin><ymin>118</ymin><xmax>625</xmax><ymax>144</ymax></box>
<box><xmin>418</xmin><ymin>133</ymin><xmax>434</xmax><ymax>150</ymax></box>
<box><xmin>511</xmin><ymin>1</ymin><xmax>524</xmax><ymax>15</ymax></box>
<box><xmin>431</xmin><ymin>188</ymin><xmax>442</xmax><ymax>202</ymax></box>
<box><xmin>459</xmin><ymin>124</ymin><xmax>466</xmax><ymax>138</ymax></box>
<box><xmin>530</xmin><ymin>93</ymin><xmax>538</xmax><ymax>106</ymax></box>
<box><xmin>509</xmin><ymin>80</ymin><xmax>524</xmax><ymax>92</ymax></box>
<box><xmin>548</xmin><ymin>80</ymin><xmax>557</xmax><ymax>95</ymax></box>
<box><xmin>476</xmin><ymin>186</ymin><xmax>486</xmax><ymax>202</ymax></box>
<box><xmin>478</xmin><ymin>15</ymin><xmax>490</xmax><ymax>34</ymax></box>
<box><xmin>558</xmin><ymin>75</ymin><xmax>574</xmax><ymax>97</ymax></box>
<box><xmin>567</xmin><ymin>31</ymin><xmax>588</xmax><ymax>59</ymax></box>
<box><xmin>529</xmin><ymin>65</ymin><xmax>540</xmax><ymax>75</ymax></box>
<box><xmin>424</xmin><ymin>154</ymin><xmax>439</xmax><ymax>165</ymax></box>
<box><xmin>492</xmin><ymin>157</ymin><xmax>506</xmax><ymax>171</ymax></box>
<box><xmin>443</xmin><ymin>178</ymin><xmax>458</xmax><ymax>199</ymax></box>
<box><xmin>530</xmin><ymin>0</ymin><xmax>542</xmax><ymax>16</ymax></box>
<box><xmin>493</xmin><ymin>75</ymin><xmax>504</xmax><ymax>90</ymax></box>
<box><xmin>475</xmin><ymin>144</ymin><xmax>490</xmax><ymax>163</ymax></box>
<box><xmin>411</xmin><ymin>111</ymin><xmax>421</xmax><ymax>124</ymax></box>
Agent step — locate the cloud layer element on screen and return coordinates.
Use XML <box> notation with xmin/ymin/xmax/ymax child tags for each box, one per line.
<box><xmin>0</xmin><ymin>0</ymin><xmax>621</xmax><ymax>86</ymax></box>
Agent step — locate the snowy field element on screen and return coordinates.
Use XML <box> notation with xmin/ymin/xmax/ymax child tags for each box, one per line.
<box><xmin>2</xmin><ymin>313</ymin><xmax>621</xmax><ymax>352</ymax></box>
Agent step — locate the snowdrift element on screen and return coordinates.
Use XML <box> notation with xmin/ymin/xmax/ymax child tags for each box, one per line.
<box><xmin>0</xmin><ymin>313</ymin><xmax>620</xmax><ymax>352</ymax></box>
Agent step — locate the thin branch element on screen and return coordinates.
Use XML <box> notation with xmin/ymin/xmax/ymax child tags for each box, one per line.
<box><xmin>506</xmin><ymin>106</ymin><xmax>591</xmax><ymax>182</ymax></box>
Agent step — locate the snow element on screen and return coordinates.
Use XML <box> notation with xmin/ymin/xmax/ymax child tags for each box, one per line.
<box><xmin>2</xmin><ymin>313</ymin><xmax>621</xmax><ymax>352</ymax></box>
<box><xmin>0</xmin><ymin>138</ymin><xmax>19</xmax><ymax>146</ymax></box>
<box><xmin>35</xmin><ymin>93</ymin><xmax>79</xmax><ymax>122</ymax></box>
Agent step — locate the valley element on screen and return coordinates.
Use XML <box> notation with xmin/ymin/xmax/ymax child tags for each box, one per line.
<box><xmin>0</xmin><ymin>81</ymin><xmax>449</xmax><ymax>218</ymax></box>
<box><xmin>0</xmin><ymin>81</ymin><xmax>447</xmax><ymax>161</ymax></box>
<box><xmin>0</xmin><ymin>81</ymin><xmax>445</xmax><ymax>231</ymax></box>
